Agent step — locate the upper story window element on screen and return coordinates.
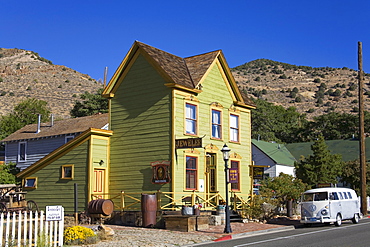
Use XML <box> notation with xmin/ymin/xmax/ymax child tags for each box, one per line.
<box><xmin>185</xmin><ymin>103</ymin><xmax>197</xmax><ymax>135</ymax></box>
<box><xmin>18</xmin><ymin>142</ymin><xmax>27</xmax><ymax>162</ymax></box>
<box><xmin>230</xmin><ymin>114</ymin><xmax>240</xmax><ymax>142</ymax></box>
<box><xmin>65</xmin><ymin>135</ymin><xmax>74</xmax><ymax>143</ymax></box>
<box><xmin>211</xmin><ymin>110</ymin><xmax>222</xmax><ymax>139</ymax></box>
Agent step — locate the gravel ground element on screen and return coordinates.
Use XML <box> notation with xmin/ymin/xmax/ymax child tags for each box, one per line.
<box><xmin>72</xmin><ymin>218</ymin><xmax>300</xmax><ymax>247</ymax></box>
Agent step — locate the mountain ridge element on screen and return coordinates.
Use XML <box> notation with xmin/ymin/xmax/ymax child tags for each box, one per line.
<box><xmin>0</xmin><ymin>48</ymin><xmax>103</xmax><ymax>119</ymax></box>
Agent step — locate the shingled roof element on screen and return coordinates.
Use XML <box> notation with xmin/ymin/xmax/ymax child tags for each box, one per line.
<box><xmin>1</xmin><ymin>113</ymin><xmax>108</xmax><ymax>142</ymax></box>
<box><xmin>104</xmin><ymin>41</ymin><xmax>256</xmax><ymax>108</ymax></box>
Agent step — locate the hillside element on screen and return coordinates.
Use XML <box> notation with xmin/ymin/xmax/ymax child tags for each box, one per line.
<box><xmin>231</xmin><ymin>59</ymin><xmax>370</xmax><ymax>119</ymax></box>
<box><xmin>0</xmin><ymin>48</ymin><xmax>103</xmax><ymax>119</ymax></box>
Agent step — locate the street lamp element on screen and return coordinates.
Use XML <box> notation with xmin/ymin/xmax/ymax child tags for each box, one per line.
<box><xmin>221</xmin><ymin>144</ymin><xmax>232</xmax><ymax>233</ymax></box>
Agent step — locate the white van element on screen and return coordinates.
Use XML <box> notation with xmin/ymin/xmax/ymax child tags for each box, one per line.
<box><xmin>300</xmin><ymin>187</ymin><xmax>361</xmax><ymax>226</ymax></box>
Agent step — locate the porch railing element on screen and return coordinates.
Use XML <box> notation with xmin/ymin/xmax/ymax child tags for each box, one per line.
<box><xmin>91</xmin><ymin>191</ymin><xmax>251</xmax><ymax>216</ymax></box>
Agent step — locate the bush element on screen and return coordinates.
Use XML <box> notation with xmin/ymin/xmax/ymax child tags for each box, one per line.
<box><xmin>64</xmin><ymin>226</ymin><xmax>97</xmax><ymax>245</ymax></box>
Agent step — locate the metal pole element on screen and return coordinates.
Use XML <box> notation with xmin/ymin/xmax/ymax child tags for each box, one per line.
<box><xmin>224</xmin><ymin>159</ymin><xmax>232</xmax><ymax>233</ymax></box>
<box><xmin>358</xmin><ymin>41</ymin><xmax>367</xmax><ymax>215</ymax></box>
<box><xmin>74</xmin><ymin>183</ymin><xmax>78</xmax><ymax>225</ymax></box>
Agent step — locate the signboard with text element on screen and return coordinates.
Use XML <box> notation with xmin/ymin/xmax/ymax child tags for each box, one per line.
<box><xmin>46</xmin><ymin>205</ymin><xmax>64</xmax><ymax>221</ymax></box>
<box><xmin>229</xmin><ymin>168</ymin><xmax>239</xmax><ymax>184</ymax></box>
<box><xmin>175</xmin><ymin>138</ymin><xmax>202</xmax><ymax>149</ymax></box>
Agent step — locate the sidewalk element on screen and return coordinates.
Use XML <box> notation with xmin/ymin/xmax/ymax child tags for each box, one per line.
<box><xmin>91</xmin><ymin>217</ymin><xmax>300</xmax><ymax>247</ymax></box>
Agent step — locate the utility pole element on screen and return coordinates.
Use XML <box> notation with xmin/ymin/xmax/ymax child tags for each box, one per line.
<box><xmin>358</xmin><ymin>41</ymin><xmax>367</xmax><ymax>215</ymax></box>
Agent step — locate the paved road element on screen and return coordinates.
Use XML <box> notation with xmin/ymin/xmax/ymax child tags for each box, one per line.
<box><xmin>198</xmin><ymin>218</ymin><xmax>370</xmax><ymax>247</ymax></box>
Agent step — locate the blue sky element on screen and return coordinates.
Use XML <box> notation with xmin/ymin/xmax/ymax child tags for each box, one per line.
<box><xmin>2</xmin><ymin>0</ymin><xmax>370</xmax><ymax>81</ymax></box>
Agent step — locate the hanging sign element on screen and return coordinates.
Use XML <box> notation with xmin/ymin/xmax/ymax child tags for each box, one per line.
<box><xmin>151</xmin><ymin>161</ymin><xmax>171</xmax><ymax>184</ymax></box>
<box><xmin>253</xmin><ymin>166</ymin><xmax>265</xmax><ymax>179</ymax></box>
<box><xmin>229</xmin><ymin>168</ymin><xmax>238</xmax><ymax>184</ymax></box>
<box><xmin>175</xmin><ymin>138</ymin><xmax>202</xmax><ymax>149</ymax></box>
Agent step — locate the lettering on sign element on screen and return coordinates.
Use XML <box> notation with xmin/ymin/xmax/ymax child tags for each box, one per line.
<box><xmin>151</xmin><ymin>161</ymin><xmax>171</xmax><ymax>184</ymax></box>
<box><xmin>175</xmin><ymin>138</ymin><xmax>202</xmax><ymax>149</ymax></box>
<box><xmin>229</xmin><ymin>168</ymin><xmax>238</xmax><ymax>183</ymax></box>
<box><xmin>253</xmin><ymin>167</ymin><xmax>265</xmax><ymax>180</ymax></box>
<box><xmin>46</xmin><ymin>205</ymin><xmax>64</xmax><ymax>221</ymax></box>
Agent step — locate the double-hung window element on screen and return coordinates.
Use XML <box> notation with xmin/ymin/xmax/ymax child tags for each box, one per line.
<box><xmin>230</xmin><ymin>114</ymin><xmax>239</xmax><ymax>142</ymax></box>
<box><xmin>18</xmin><ymin>142</ymin><xmax>27</xmax><ymax>162</ymax></box>
<box><xmin>212</xmin><ymin>110</ymin><xmax>222</xmax><ymax>139</ymax></box>
<box><xmin>186</xmin><ymin>156</ymin><xmax>197</xmax><ymax>190</ymax></box>
<box><xmin>186</xmin><ymin>103</ymin><xmax>197</xmax><ymax>135</ymax></box>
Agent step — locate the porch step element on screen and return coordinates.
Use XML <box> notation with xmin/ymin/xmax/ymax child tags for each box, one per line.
<box><xmin>230</xmin><ymin>210</ymin><xmax>243</xmax><ymax>222</ymax></box>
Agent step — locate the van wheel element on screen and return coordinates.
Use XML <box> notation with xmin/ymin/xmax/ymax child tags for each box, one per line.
<box><xmin>334</xmin><ymin>214</ymin><xmax>342</xmax><ymax>226</ymax></box>
<box><xmin>352</xmin><ymin>213</ymin><xmax>359</xmax><ymax>224</ymax></box>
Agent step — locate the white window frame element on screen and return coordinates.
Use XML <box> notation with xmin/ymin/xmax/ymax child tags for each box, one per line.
<box><xmin>211</xmin><ymin>109</ymin><xmax>222</xmax><ymax>139</ymax></box>
<box><xmin>185</xmin><ymin>103</ymin><xmax>198</xmax><ymax>135</ymax></box>
<box><xmin>65</xmin><ymin>135</ymin><xmax>74</xmax><ymax>143</ymax></box>
<box><xmin>18</xmin><ymin>141</ymin><xmax>27</xmax><ymax>162</ymax></box>
<box><xmin>230</xmin><ymin>114</ymin><xmax>240</xmax><ymax>142</ymax></box>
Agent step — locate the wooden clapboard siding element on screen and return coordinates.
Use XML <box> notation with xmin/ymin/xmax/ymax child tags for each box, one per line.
<box><xmin>173</xmin><ymin>61</ymin><xmax>252</xmax><ymax>196</ymax></box>
<box><xmin>109</xmin><ymin>54</ymin><xmax>171</xmax><ymax>194</ymax></box>
<box><xmin>5</xmin><ymin>136</ymin><xmax>68</xmax><ymax>171</ymax></box>
<box><xmin>24</xmin><ymin>141</ymin><xmax>90</xmax><ymax>214</ymax></box>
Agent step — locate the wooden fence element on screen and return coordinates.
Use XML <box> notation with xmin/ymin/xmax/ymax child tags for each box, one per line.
<box><xmin>0</xmin><ymin>211</ymin><xmax>64</xmax><ymax>247</ymax></box>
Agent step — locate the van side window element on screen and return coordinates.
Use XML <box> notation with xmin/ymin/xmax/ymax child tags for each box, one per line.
<box><xmin>338</xmin><ymin>192</ymin><xmax>343</xmax><ymax>199</ymax></box>
<box><xmin>343</xmin><ymin>192</ymin><xmax>348</xmax><ymax>199</ymax></box>
<box><xmin>347</xmin><ymin>192</ymin><xmax>352</xmax><ymax>199</ymax></box>
<box><xmin>331</xmin><ymin>192</ymin><xmax>339</xmax><ymax>200</ymax></box>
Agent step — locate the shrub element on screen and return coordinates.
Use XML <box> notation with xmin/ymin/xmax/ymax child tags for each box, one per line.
<box><xmin>64</xmin><ymin>226</ymin><xmax>97</xmax><ymax>245</ymax></box>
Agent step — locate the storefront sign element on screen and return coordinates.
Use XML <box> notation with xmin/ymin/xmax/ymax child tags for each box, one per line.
<box><xmin>175</xmin><ymin>138</ymin><xmax>202</xmax><ymax>149</ymax></box>
<box><xmin>151</xmin><ymin>161</ymin><xmax>171</xmax><ymax>184</ymax></box>
<box><xmin>46</xmin><ymin>205</ymin><xmax>64</xmax><ymax>221</ymax></box>
<box><xmin>229</xmin><ymin>168</ymin><xmax>238</xmax><ymax>184</ymax></box>
<box><xmin>253</xmin><ymin>166</ymin><xmax>265</xmax><ymax>179</ymax></box>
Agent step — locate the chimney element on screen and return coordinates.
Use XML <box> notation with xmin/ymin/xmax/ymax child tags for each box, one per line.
<box><xmin>50</xmin><ymin>114</ymin><xmax>54</xmax><ymax>127</ymax></box>
<box><xmin>36</xmin><ymin>114</ymin><xmax>41</xmax><ymax>133</ymax></box>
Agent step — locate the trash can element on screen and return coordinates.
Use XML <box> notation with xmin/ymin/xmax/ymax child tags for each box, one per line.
<box><xmin>141</xmin><ymin>194</ymin><xmax>157</xmax><ymax>227</ymax></box>
<box><xmin>286</xmin><ymin>200</ymin><xmax>293</xmax><ymax>217</ymax></box>
<box><xmin>181</xmin><ymin>205</ymin><xmax>194</xmax><ymax>215</ymax></box>
<box><xmin>217</xmin><ymin>205</ymin><xmax>225</xmax><ymax>225</ymax></box>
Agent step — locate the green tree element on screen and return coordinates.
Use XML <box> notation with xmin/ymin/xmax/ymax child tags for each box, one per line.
<box><xmin>341</xmin><ymin>160</ymin><xmax>370</xmax><ymax>196</ymax></box>
<box><xmin>251</xmin><ymin>99</ymin><xmax>307</xmax><ymax>143</ymax></box>
<box><xmin>0</xmin><ymin>98</ymin><xmax>50</xmax><ymax>139</ymax></box>
<box><xmin>0</xmin><ymin>162</ymin><xmax>20</xmax><ymax>184</ymax></box>
<box><xmin>295</xmin><ymin>134</ymin><xmax>344</xmax><ymax>188</ymax></box>
<box><xmin>70</xmin><ymin>88</ymin><xmax>108</xmax><ymax>117</ymax></box>
<box><xmin>260</xmin><ymin>173</ymin><xmax>307</xmax><ymax>209</ymax></box>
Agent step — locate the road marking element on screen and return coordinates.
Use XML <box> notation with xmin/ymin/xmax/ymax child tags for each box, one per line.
<box><xmin>235</xmin><ymin>221</ymin><xmax>370</xmax><ymax>247</ymax></box>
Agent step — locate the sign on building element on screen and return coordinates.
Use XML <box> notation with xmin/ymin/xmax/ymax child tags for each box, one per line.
<box><xmin>46</xmin><ymin>205</ymin><xmax>64</xmax><ymax>221</ymax></box>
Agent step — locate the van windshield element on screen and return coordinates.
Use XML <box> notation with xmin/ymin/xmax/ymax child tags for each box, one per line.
<box><xmin>302</xmin><ymin>192</ymin><xmax>328</xmax><ymax>201</ymax></box>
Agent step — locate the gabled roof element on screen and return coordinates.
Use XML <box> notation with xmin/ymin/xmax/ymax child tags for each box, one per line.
<box><xmin>17</xmin><ymin>128</ymin><xmax>113</xmax><ymax>178</ymax></box>
<box><xmin>286</xmin><ymin>138</ymin><xmax>370</xmax><ymax>162</ymax></box>
<box><xmin>1</xmin><ymin>113</ymin><xmax>108</xmax><ymax>142</ymax></box>
<box><xmin>252</xmin><ymin>139</ymin><xmax>297</xmax><ymax>166</ymax></box>
<box><xmin>103</xmin><ymin>41</ymin><xmax>255</xmax><ymax>108</ymax></box>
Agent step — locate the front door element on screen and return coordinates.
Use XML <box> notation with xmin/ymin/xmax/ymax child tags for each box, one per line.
<box><xmin>93</xmin><ymin>169</ymin><xmax>105</xmax><ymax>199</ymax></box>
<box><xmin>205</xmin><ymin>153</ymin><xmax>217</xmax><ymax>206</ymax></box>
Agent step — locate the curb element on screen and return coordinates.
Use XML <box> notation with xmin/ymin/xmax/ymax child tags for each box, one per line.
<box><xmin>188</xmin><ymin>225</ymin><xmax>295</xmax><ymax>246</ymax></box>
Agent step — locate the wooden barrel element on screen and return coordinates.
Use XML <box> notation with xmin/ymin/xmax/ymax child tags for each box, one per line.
<box><xmin>88</xmin><ymin>199</ymin><xmax>114</xmax><ymax>216</ymax></box>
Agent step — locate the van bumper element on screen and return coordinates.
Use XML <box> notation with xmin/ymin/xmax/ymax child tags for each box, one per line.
<box><xmin>300</xmin><ymin>217</ymin><xmax>335</xmax><ymax>224</ymax></box>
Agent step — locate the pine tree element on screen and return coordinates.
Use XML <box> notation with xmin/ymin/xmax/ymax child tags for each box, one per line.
<box><xmin>294</xmin><ymin>134</ymin><xmax>343</xmax><ymax>187</ymax></box>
